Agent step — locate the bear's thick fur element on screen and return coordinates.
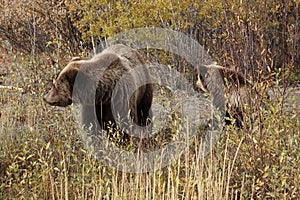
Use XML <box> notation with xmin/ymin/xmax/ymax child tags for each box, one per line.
<box><xmin>44</xmin><ymin>44</ymin><xmax>153</xmax><ymax>132</ymax></box>
<box><xmin>195</xmin><ymin>63</ymin><xmax>267</xmax><ymax>127</ymax></box>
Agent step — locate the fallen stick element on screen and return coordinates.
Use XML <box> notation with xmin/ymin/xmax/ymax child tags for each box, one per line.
<box><xmin>0</xmin><ymin>85</ymin><xmax>24</xmax><ymax>93</ymax></box>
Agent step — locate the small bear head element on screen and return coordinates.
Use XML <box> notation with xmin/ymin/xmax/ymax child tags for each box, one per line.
<box><xmin>43</xmin><ymin>61</ymin><xmax>80</xmax><ymax>107</ymax></box>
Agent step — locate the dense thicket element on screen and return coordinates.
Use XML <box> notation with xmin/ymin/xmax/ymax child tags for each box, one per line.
<box><xmin>1</xmin><ymin>0</ymin><xmax>299</xmax><ymax>74</ymax></box>
<box><xmin>0</xmin><ymin>1</ymin><xmax>299</xmax><ymax>199</ymax></box>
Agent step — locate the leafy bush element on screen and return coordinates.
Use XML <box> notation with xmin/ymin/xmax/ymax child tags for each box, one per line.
<box><xmin>0</xmin><ymin>0</ymin><xmax>82</xmax><ymax>53</ymax></box>
<box><xmin>0</xmin><ymin>0</ymin><xmax>299</xmax><ymax>199</ymax></box>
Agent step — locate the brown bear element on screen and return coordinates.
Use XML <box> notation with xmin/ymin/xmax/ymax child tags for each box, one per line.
<box><xmin>44</xmin><ymin>44</ymin><xmax>153</xmax><ymax>134</ymax></box>
<box><xmin>195</xmin><ymin>63</ymin><xmax>253</xmax><ymax>127</ymax></box>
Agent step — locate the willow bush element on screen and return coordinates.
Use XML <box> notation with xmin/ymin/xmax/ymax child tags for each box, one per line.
<box><xmin>0</xmin><ymin>0</ymin><xmax>299</xmax><ymax>199</ymax></box>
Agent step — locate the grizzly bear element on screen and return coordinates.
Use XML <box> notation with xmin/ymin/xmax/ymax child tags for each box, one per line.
<box><xmin>195</xmin><ymin>63</ymin><xmax>267</xmax><ymax>127</ymax></box>
<box><xmin>44</xmin><ymin>44</ymin><xmax>153</xmax><ymax>134</ymax></box>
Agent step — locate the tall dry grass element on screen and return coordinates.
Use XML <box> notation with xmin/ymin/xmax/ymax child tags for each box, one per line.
<box><xmin>0</xmin><ymin>46</ymin><xmax>299</xmax><ymax>199</ymax></box>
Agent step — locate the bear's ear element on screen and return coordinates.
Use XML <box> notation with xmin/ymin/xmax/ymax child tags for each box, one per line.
<box><xmin>70</xmin><ymin>57</ymin><xmax>81</xmax><ymax>62</ymax></box>
<box><xmin>221</xmin><ymin>69</ymin><xmax>247</xmax><ymax>86</ymax></box>
<box><xmin>64</xmin><ymin>68</ymin><xmax>79</xmax><ymax>88</ymax></box>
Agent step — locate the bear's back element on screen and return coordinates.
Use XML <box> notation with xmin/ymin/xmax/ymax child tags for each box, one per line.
<box><xmin>101</xmin><ymin>44</ymin><xmax>133</xmax><ymax>56</ymax></box>
<box><xmin>93</xmin><ymin>44</ymin><xmax>144</xmax><ymax>67</ymax></box>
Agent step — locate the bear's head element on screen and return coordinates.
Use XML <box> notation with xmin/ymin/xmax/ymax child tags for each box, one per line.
<box><xmin>43</xmin><ymin>61</ymin><xmax>80</xmax><ymax>107</ymax></box>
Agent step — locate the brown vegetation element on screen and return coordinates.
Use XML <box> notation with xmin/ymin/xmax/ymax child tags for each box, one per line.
<box><xmin>0</xmin><ymin>0</ymin><xmax>299</xmax><ymax>199</ymax></box>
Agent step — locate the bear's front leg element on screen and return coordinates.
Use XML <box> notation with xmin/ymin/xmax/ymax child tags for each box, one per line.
<box><xmin>80</xmin><ymin>104</ymin><xmax>100</xmax><ymax>133</ymax></box>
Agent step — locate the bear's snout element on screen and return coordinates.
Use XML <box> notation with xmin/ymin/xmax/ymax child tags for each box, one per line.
<box><xmin>43</xmin><ymin>91</ymin><xmax>72</xmax><ymax>107</ymax></box>
<box><xmin>43</xmin><ymin>91</ymin><xmax>57</xmax><ymax>105</ymax></box>
<box><xmin>43</xmin><ymin>92</ymin><xmax>55</xmax><ymax>105</ymax></box>
<box><xmin>43</xmin><ymin>94</ymin><xmax>47</xmax><ymax>102</ymax></box>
